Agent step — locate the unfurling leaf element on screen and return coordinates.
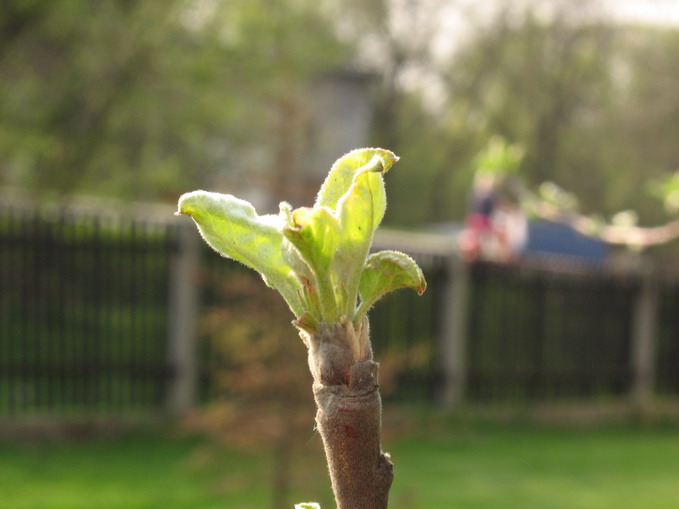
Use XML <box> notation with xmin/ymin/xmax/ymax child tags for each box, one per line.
<box><xmin>177</xmin><ymin>191</ymin><xmax>304</xmax><ymax>316</ymax></box>
<box><xmin>177</xmin><ymin>148</ymin><xmax>425</xmax><ymax>335</ymax></box>
<box><xmin>294</xmin><ymin>503</ymin><xmax>321</xmax><ymax>509</ymax></box>
<box><xmin>283</xmin><ymin>205</ymin><xmax>341</xmax><ymax>321</ymax></box>
<box><xmin>333</xmin><ymin>155</ymin><xmax>393</xmax><ymax>316</ymax></box>
<box><xmin>316</xmin><ymin>148</ymin><xmax>398</xmax><ymax>212</ymax></box>
<box><xmin>355</xmin><ymin>250</ymin><xmax>427</xmax><ymax>325</ymax></box>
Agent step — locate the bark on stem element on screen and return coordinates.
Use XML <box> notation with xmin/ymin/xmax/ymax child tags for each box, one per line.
<box><xmin>305</xmin><ymin>319</ymin><xmax>393</xmax><ymax>509</ymax></box>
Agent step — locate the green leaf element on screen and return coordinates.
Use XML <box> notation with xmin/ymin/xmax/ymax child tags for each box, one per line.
<box><xmin>647</xmin><ymin>171</ymin><xmax>679</xmax><ymax>213</ymax></box>
<box><xmin>281</xmin><ymin>237</ymin><xmax>321</xmax><ymax>323</ymax></box>
<box><xmin>176</xmin><ymin>148</ymin><xmax>424</xmax><ymax>333</ymax></box>
<box><xmin>333</xmin><ymin>165</ymin><xmax>388</xmax><ymax>317</ymax></box>
<box><xmin>355</xmin><ymin>250</ymin><xmax>427</xmax><ymax>325</ymax></box>
<box><xmin>316</xmin><ymin>147</ymin><xmax>398</xmax><ymax>212</ymax></box>
<box><xmin>283</xmin><ymin>205</ymin><xmax>341</xmax><ymax>321</ymax></box>
<box><xmin>177</xmin><ymin>191</ymin><xmax>305</xmax><ymax>316</ymax></box>
<box><xmin>279</xmin><ymin>203</ymin><xmax>322</xmax><ymax>323</ymax></box>
<box><xmin>294</xmin><ymin>504</ymin><xmax>321</xmax><ymax>509</ymax></box>
<box><xmin>473</xmin><ymin>136</ymin><xmax>524</xmax><ymax>177</ymax></box>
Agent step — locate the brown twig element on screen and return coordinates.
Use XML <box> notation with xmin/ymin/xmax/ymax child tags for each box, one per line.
<box><xmin>306</xmin><ymin>320</ymin><xmax>393</xmax><ymax>509</ymax></box>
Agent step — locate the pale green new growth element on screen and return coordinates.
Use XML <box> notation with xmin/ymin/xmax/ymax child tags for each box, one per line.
<box><xmin>177</xmin><ymin>148</ymin><xmax>426</xmax><ymax>334</ymax></box>
<box><xmin>176</xmin><ymin>191</ymin><xmax>306</xmax><ymax>316</ymax></box>
<box><xmin>356</xmin><ymin>250</ymin><xmax>426</xmax><ymax>325</ymax></box>
<box><xmin>295</xmin><ymin>503</ymin><xmax>321</xmax><ymax>509</ymax></box>
<box><xmin>282</xmin><ymin>204</ymin><xmax>341</xmax><ymax>323</ymax></box>
<box><xmin>316</xmin><ymin>148</ymin><xmax>397</xmax><ymax>211</ymax></box>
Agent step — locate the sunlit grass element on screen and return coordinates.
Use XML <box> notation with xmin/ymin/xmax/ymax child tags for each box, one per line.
<box><xmin>0</xmin><ymin>432</ymin><xmax>278</xmax><ymax>509</ymax></box>
<box><xmin>1</xmin><ymin>422</ymin><xmax>678</xmax><ymax>508</ymax></box>
<box><xmin>388</xmin><ymin>423</ymin><xmax>679</xmax><ymax>508</ymax></box>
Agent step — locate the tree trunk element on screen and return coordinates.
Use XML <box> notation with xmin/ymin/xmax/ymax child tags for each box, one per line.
<box><xmin>305</xmin><ymin>320</ymin><xmax>393</xmax><ymax>509</ymax></box>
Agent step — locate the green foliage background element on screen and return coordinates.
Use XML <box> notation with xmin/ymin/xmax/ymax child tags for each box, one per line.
<box><xmin>3</xmin><ymin>0</ymin><xmax>679</xmax><ymax>233</ymax></box>
<box><xmin>0</xmin><ymin>0</ymin><xmax>348</xmax><ymax>199</ymax></box>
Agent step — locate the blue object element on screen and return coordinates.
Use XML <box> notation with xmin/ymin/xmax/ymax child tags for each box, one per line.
<box><xmin>524</xmin><ymin>220</ymin><xmax>607</xmax><ymax>261</ymax></box>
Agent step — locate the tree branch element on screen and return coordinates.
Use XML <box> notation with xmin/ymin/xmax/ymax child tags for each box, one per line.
<box><xmin>531</xmin><ymin>200</ymin><xmax>679</xmax><ymax>249</ymax></box>
<box><xmin>306</xmin><ymin>320</ymin><xmax>393</xmax><ymax>509</ymax></box>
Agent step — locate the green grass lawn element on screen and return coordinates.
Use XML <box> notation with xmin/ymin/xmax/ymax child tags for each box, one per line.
<box><xmin>389</xmin><ymin>424</ymin><xmax>679</xmax><ymax>508</ymax></box>
<box><xmin>1</xmin><ymin>422</ymin><xmax>679</xmax><ymax>509</ymax></box>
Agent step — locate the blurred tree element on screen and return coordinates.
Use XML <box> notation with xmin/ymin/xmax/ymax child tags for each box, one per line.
<box><xmin>193</xmin><ymin>268</ymin><xmax>316</xmax><ymax>509</ymax></box>
<box><xmin>375</xmin><ymin>0</ymin><xmax>620</xmax><ymax>226</ymax></box>
<box><xmin>0</xmin><ymin>0</ymin><xmax>349</xmax><ymax>201</ymax></box>
<box><xmin>6</xmin><ymin>0</ymin><xmax>679</xmax><ymax>243</ymax></box>
<box><xmin>447</xmin><ymin>2</ymin><xmax>614</xmax><ymax>184</ymax></box>
<box><xmin>445</xmin><ymin>3</ymin><xmax>679</xmax><ymax>241</ymax></box>
<box><xmin>331</xmin><ymin>0</ymin><xmax>458</xmax><ymax>226</ymax></box>
<box><xmin>333</xmin><ymin>0</ymin><xmax>679</xmax><ymax>239</ymax></box>
<box><xmin>594</xmin><ymin>27</ymin><xmax>679</xmax><ymax>225</ymax></box>
<box><xmin>334</xmin><ymin>0</ymin><xmax>445</xmax><ymax>149</ymax></box>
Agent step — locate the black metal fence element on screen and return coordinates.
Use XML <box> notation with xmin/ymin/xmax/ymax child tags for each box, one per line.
<box><xmin>0</xmin><ymin>200</ymin><xmax>173</xmax><ymax>415</ymax></box>
<box><xmin>466</xmin><ymin>262</ymin><xmax>637</xmax><ymax>400</ymax></box>
<box><xmin>658</xmin><ymin>282</ymin><xmax>679</xmax><ymax>395</ymax></box>
<box><xmin>1</xmin><ymin>197</ymin><xmax>679</xmax><ymax>417</ymax></box>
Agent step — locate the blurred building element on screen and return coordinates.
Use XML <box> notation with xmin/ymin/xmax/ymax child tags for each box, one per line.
<box><xmin>303</xmin><ymin>70</ymin><xmax>376</xmax><ymax>185</ymax></box>
<box><xmin>236</xmin><ymin>69</ymin><xmax>376</xmax><ymax>211</ymax></box>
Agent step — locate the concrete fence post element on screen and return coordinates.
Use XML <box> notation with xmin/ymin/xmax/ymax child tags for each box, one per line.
<box><xmin>630</xmin><ymin>265</ymin><xmax>660</xmax><ymax>411</ymax></box>
<box><xmin>166</xmin><ymin>220</ymin><xmax>200</xmax><ymax>416</ymax></box>
<box><xmin>439</xmin><ymin>256</ymin><xmax>470</xmax><ymax>409</ymax></box>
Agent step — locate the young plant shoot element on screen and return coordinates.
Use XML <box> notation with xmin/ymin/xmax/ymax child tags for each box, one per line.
<box><xmin>177</xmin><ymin>148</ymin><xmax>426</xmax><ymax>509</ymax></box>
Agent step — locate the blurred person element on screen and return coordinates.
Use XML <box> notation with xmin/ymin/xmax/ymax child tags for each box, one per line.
<box><xmin>459</xmin><ymin>172</ymin><xmax>527</xmax><ymax>262</ymax></box>
<box><xmin>459</xmin><ymin>172</ymin><xmax>499</xmax><ymax>261</ymax></box>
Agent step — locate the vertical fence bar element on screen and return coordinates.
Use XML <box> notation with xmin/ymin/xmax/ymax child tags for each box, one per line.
<box><xmin>631</xmin><ymin>265</ymin><xmax>660</xmax><ymax>410</ymax></box>
<box><xmin>155</xmin><ymin>222</ymin><xmax>171</xmax><ymax>406</ymax></box>
<box><xmin>166</xmin><ymin>220</ymin><xmax>200</xmax><ymax>416</ymax></box>
<box><xmin>0</xmin><ymin>206</ymin><xmax>7</xmax><ymax>414</ymax></box>
<box><xmin>129</xmin><ymin>219</ymin><xmax>139</xmax><ymax>409</ymax></box>
<box><xmin>19</xmin><ymin>212</ymin><xmax>31</xmax><ymax>413</ymax></box>
<box><xmin>439</xmin><ymin>256</ymin><xmax>470</xmax><ymax>409</ymax></box>
<box><xmin>137</xmin><ymin>221</ymin><xmax>148</xmax><ymax>407</ymax></box>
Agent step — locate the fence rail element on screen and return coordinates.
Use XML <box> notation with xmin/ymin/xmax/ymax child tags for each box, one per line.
<box><xmin>1</xmin><ymin>197</ymin><xmax>678</xmax><ymax>417</ymax></box>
